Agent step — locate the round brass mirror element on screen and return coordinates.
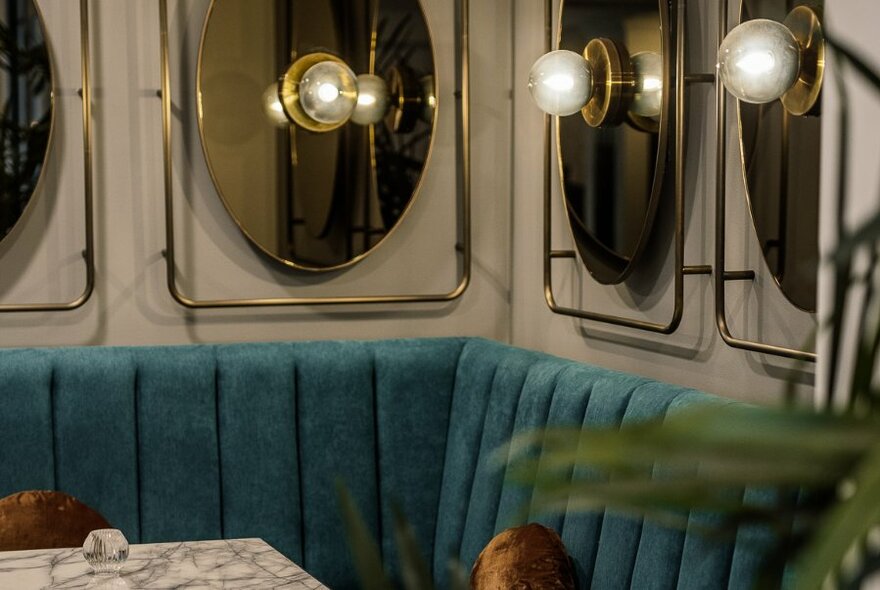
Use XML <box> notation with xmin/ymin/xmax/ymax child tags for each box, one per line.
<box><xmin>738</xmin><ymin>0</ymin><xmax>821</xmax><ymax>312</ymax></box>
<box><xmin>0</xmin><ymin>0</ymin><xmax>53</xmax><ymax>244</ymax></box>
<box><xmin>198</xmin><ymin>0</ymin><xmax>436</xmax><ymax>271</ymax></box>
<box><xmin>557</xmin><ymin>0</ymin><xmax>669</xmax><ymax>285</ymax></box>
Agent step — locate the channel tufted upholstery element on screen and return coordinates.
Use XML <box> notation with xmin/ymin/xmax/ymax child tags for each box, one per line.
<box><xmin>0</xmin><ymin>338</ymin><xmax>776</xmax><ymax>589</ymax></box>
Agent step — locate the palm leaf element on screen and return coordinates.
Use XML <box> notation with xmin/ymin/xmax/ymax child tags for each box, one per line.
<box><xmin>336</xmin><ymin>482</ymin><xmax>394</xmax><ymax>590</ymax></box>
<box><xmin>391</xmin><ymin>504</ymin><xmax>434</xmax><ymax>590</ymax></box>
<box><xmin>794</xmin><ymin>442</ymin><xmax>880</xmax><ymax>589</ymax></box>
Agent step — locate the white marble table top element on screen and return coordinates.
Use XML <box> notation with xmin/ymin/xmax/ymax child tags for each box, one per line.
<box><xmin>0</xmin><ymin>538</ymin><xmax>328</xmax><ymax>589</ymax></box>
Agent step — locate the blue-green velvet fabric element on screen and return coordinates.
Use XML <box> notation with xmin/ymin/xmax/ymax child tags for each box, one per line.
<box><xmin>0</xmin><ymin>337</ymin><xmax>775</xmax><ymax>589</ymax></box>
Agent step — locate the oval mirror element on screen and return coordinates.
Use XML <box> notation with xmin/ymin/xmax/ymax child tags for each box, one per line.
<box><xmin>738</xmin><ymin>0</ymin><xmax>820</xmax><ymax>313</ymax></box>
<box><xmin>0</xmin><ymin>0</ymin><xmax>53</xmax><ymax>244</ymax></box>
<box><xmin>557</xmin><ymin>0</ymin><xmax>669</xmax><ymax>285</ymax></box>
<box><xmin>198</xmin><ymin>0</ymin><xmax>436</xmax><ymax>272</ymax></box>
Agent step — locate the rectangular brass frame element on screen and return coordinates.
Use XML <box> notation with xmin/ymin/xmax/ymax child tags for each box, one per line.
<box><xmin>713</xmin><ymin>0</ymin><xmax>817</xmax><ymax>363</ymax></box>
<box><xmin>158</xmin><ymin>0</ymin><xmax>470</xmax><ymax>309</ymax></box>
<box><xmin>543</xmin><ymin>0</ymin><xmax>705</xmax><ymax>334</ymax></box>
<box><xmin>0</xmin><ymin>0</ymin><xmax>95</xmax><ymax>314</ymax></box>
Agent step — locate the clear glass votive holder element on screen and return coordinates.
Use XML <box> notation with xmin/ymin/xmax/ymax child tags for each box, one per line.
<box><xmin>82</xmin><ymin>528</ymin><xmax>129</xmax><ymax>575</ymax></box>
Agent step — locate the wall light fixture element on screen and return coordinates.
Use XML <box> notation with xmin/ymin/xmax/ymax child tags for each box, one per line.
<box><xmin>528</xmin><ymin>40</ymin><xmax>662</xmax><ymax>127</ymax></box>
<box><xmin>717</xmin><ymin>5</ymin><xmax>824</xmax><ymax>116</ymax></box>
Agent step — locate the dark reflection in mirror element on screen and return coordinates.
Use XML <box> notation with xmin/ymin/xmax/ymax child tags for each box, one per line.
<box><xmin>739</xmin><ymin>0</ymin><xmax>820</xmax><ymax>312</ymax></box>
<box><xmin>199</xmin><ymin>0</ymin><xmax>435</xmax><ymax>271</ymax></box>
<box><xmin>558</xmin><ymin>0</ymin><xmax>666</xmax><ymax>285</ymax></box>
<box><xmin>0</xmin><ymin>0</ymin><xmax>52</xmax><ymax>243</ymax></box>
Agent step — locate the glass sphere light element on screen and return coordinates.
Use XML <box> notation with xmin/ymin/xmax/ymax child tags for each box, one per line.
<box><xmin>298</xmin><ymin>60</ymin><xmax>358</xmax><ymax>125</ymax></box>
<box><xmin>717</xmin><ymin>19</ymin><xmax>801</xmax><ymax>104</ymax></box>
<box><xmin>528</xmin><ymin>50</ymin><xmax>593</xmax><ymax>116</ymax></box>
<box><xmin>631</xmin><ymin>52</ymin><xmax>663</xmax><ymax>119</ymax></box>
<box><xmin>262</xmin><ymin>81</ymin><xmax>290</xmax><ymax>128</ymax></box>
<box><xmin>351</xmin><ymin>74</ymin><xmax>390</xmax><ymax>126</ymax></box>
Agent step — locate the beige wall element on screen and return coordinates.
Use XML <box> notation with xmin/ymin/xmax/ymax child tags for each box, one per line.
<box><xmin>0</xmin><ymin>0</ymin><xmax>514</xmax><ymax>347</ymax></box>
<box><xmin>0</xmin><ymin>0</ymin><xmax>841</xmax><ymax>406</ymax></box>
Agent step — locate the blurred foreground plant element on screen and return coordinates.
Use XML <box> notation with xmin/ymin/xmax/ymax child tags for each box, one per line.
<box><xmin>502</xmin><ymin>38</ymin><xmax>880</xmax><ymax>590</ymax></box>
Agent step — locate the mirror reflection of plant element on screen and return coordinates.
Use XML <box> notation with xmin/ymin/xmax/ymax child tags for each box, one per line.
<box><xmin>0</xmin><ymin>17</ymin><xmax>51</xmax><ymax>238</ymax></box>
<box><xmin>373</xmin><ymin>10</ymin><xmax>433</xmax><ymax>231</ymax></box>
<box><xmin>374</xmin><ymin>123</ymin><xmax>431</xmax><ymax>229</ymax></box>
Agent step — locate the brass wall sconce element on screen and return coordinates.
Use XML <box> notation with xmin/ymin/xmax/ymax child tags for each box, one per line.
<box><xmin>717</xmin><ymin>5</ymin><xmax>824</xmax><ymax>116</ymax></box>
<box><xmin>0</xmin><ymin>0</ymin><xmax>95</xmax><ymax>314</ymax></box>
<box><xmin>529</xmin><ymin>41</ymin><xmax>662</xmax><ymax>128</ymax></box>
<box><xmin>160</xmin><ymin>0</ymin><xmax>470</xmax><ymax>308</ymax></box>
<box><xmin>714</xmin><ymin>0</ymin><xmax>821</xmax><ymax>363</ymax></box>
<box><xmin>534</xmin><ymin>0</ymin><xmax>745</xmax><ymax>333</ymax></box>
<box><xmin>261</xmin><ymin>52</ymin><xmax>434</xmax><ymax>134</ymax></box>
<box><xmin>532</xmin><ymin>0</ymin><xmax>820</xmax><ymax>360</ymax></box>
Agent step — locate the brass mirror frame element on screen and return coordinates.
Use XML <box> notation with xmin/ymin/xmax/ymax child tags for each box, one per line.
<box><xmin>556</xmin><ymin>1</ymin><xmax>669</xmax><ymax>286</ymax></box>
<box><xmin>196</xmin><ymin>1</ymin><xmax>440</xmax><ymax>274</ymax></box>
<box><xmin>713</xmin><ymin>0</ymin><xmax>817</xmax><ymax>362</ymax></box>
<box><xmin>545</xmin><ymin>0</ymin><xmax>738</xmax><ymax>333</ymax></box>
<box><xmin>735</xmin><ymin>2</ymin><xmax>822</xmax><ymax>314</ymax></box>
<box><xmin>0</xmin><ymin>0</ymin><xmax>95</xmax><ymax>314</ymax></box>
<box><xmin>160</xmin><ymin>0</ymin><xmax>470</xmax><ymax>309</ymax></box>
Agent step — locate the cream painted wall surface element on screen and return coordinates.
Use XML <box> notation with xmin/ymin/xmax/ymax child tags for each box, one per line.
<box><xmin>510</xmin><ymin>0</ymin><xmax>817</xmax><ymax>405</ymax></box>
<box><xmin>0</xmin><ymin>0</ymin><xmax>513</xmax><ymax>347</ymax></box>
<box><xmin>817</xmin><ymin>0</ymin><xmax>880</xmax><ymax>405</ymax></box>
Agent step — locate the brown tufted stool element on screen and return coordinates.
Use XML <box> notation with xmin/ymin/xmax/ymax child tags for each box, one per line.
<box><xmin>0</xmin><ymin>490</ymin><xmax>112</xmax><ymax>551</ymax></box>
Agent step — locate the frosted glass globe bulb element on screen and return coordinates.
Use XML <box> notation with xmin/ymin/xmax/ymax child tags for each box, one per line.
<box><xmin>351</xmin><ymin>74</ymin><xmax>391</xmax><ymax>126</ymax></box>
<box><xmin>298</xmin><ymin>60</ymin><xmax>358</xmax><ymax>125</ymax></box>
<box><xmin>717</xmin><ymin>19</ymin><xmax>801</xmax><ymax>104</ymax></box>
<box><xmin>528</xmin><ymin>50</ymin><xmax>593</xmax><ymax>117</ymax></box>
<box><xmin>262</xmin><ymin>81</ymin><xmax>290</xmax><ymax>128</ymax></box>
<box><xmin>631</xmin><ymin>52</ymin><xmax>663</xmax><ymax>119</ymax></box>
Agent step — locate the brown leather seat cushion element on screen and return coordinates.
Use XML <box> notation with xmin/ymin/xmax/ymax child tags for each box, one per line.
<box><xmin>0</xmin><ymin>490</ymin><xmax>111</xmax><ymax>551</ymax></box>
<box><xmin>471</xmin><ymin>523</ymin><xmax>577</xmax><ymax>590</ymax></box>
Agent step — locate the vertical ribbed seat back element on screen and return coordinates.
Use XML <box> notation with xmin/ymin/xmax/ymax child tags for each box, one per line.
<box><xmin>0</xmin><ymin>339</ymin><xmax>463</xmax><ymax>589</ymax></box>
<box><xmin>438</xmin><ymin>339</ymin><xmax>777</xmax><ymax>590</ymax></box>
<box><xmin>0</xmin><ymin>338</ymin><xmax>777</xmax><ymax>589</ymax></box>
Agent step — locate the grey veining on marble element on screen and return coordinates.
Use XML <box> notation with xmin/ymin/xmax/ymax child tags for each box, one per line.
<box><xmin>0</xmin><ymin>538</ymin><xmax>328</xmax><ymax>589</ymax></box>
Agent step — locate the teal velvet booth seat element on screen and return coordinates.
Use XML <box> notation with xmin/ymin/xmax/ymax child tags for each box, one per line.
<box><xmin>0</xmin><ymin>338</ymin><xmax>774</xmax><ymax>589</ymax></box>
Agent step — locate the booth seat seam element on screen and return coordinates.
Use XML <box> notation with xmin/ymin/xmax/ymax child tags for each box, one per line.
<box><xmin>133</xmin><ymin>364</ymin><xmax>143</xmax><ymax>544</ymax></box>
<box><xmin>558</xmin><ymin>383</ymin><xmax>595</xmax><ymax>540</ymax></box>
<box><xmin>626</xmin><ymin>386</ymin><xmax>686</xmax><ymax>590</ymax></box>
<box><xmin>293</xmin><ymin>364</ymin><xmax>307</xmax><ymax>569</ymax></box>
<box><xmin>49</xmin><ymin>364</ymin><xmax>59</xmax><ymax>492</ymax></box>
<box><xmin>525</xmin><ymin>369</ymin><xmax>564</xmax><ymax>521</ymax></box>
<box><xmin>430</xmin><ymin>341</ymin><xmax>470</xmax><ymax>569</ymax></box>
<box><xmin>213</xmin><ymin>357</ymin><xmax>225</xmax><ymax>541</ymax></box>
<box><xmin>455</xmin><ymin>363</ymin><xmax>500</xmax><ymax>558</ymax></box>
<box><xmin>490</xmin><ymin>359</ymin><xmax>547</xmax><ymax>534</ymax></box>
<box><xmin>370</xmin><ymin>353</ymin><xmax>384</xmax><ymax>565</ymax></box>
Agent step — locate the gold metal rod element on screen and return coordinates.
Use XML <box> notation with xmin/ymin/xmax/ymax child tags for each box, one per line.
<box><xmin>683</xmin><ymin>265</ymin><xmax>713</xmax><ymax>275</ymax></box>
<box><xmin>0</xmin><ymin>0</ymin><xmax>96</xmax><ymax>314</ymax></box>
<box><xmin>159</xmin><ymin>0</ymin><xmax>470</xmax><ymax>309</ymax></box>
<box><xmin>724</xmin><ymin>270</ymin><xmax>756</xmax><ymax>281</ymax></box>
<box><xmin>712</xmin><ymin>0</ymin><xmax>816</xmax><ymax>362</ymax></box>
<box><xmin>543</xmin><ymin>0</ymin><xmax>686</xmax><ymax>335</ymax></box>
<box><xmin>684</xmin><ymin>73</ymin><xmax>715</xmax><ymax>84</ymax></box>
<box><xmin>550</xmin><ymin>250</ymin><xmax>577</xmax><ymax>259</ymax></box>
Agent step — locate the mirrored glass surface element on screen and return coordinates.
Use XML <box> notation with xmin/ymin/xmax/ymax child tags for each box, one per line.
<box><xmin>199</xmin><ymin>0</ymin><xmax>435</xmax><ymax>271</ymax></box>
<box><xmin>0</xmin><ymin>0</ymin><xmax>52</xmax><ymax>243</ymax></box>
<box><xmin>739</xmin><ymin>0</ymin><xmax>820</xmax><ymax>312</ymax></box>
<box><xmin>558</xmin><ymin>0</ymin><xmax>667</xmax><ymax>285</ymax></box>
